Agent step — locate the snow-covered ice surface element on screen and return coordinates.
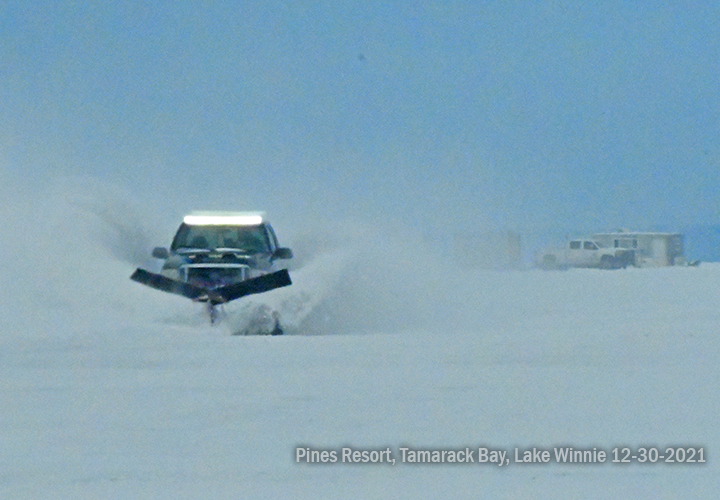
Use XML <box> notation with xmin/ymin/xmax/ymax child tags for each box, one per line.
<box><xmin>1</xmin><ymin>188</ymin><xmax>718</xmax><ymax>498</ymax></box>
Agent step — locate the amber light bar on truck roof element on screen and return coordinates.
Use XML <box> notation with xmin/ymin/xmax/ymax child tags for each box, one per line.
<box><xmin>183</xmin><ymin>212</ymin><xmax>264</xmax><ymax>226</ymax></box>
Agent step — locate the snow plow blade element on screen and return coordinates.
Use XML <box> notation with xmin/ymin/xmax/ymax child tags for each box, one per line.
<box><xmin>214</xmin><ymin>269</ymin><xmax>292</xmax><ymax>303</ymax></box>
<box><xmin>130</xmin><ymin>268</ymin><xmax>291</xmax><ymax>304</ymax></box>
<box><xmin>130</xmin><ymin>268</ymin><xmax>206</xmax><ymax>300</ymax></box>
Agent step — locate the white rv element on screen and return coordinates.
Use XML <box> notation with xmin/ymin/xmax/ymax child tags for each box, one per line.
<box><xmin>591</xmin><ymin>232</ymin><xmax>686</xmax><ymax>267</ymax></box>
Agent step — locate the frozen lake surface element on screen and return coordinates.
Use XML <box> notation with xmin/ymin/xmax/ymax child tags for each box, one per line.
<box><xmin>1</xmin><ymin>200</ymin><xmax>717</xmax><ymax>498</ymax></box>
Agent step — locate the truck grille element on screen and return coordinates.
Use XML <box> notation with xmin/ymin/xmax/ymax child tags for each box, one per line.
<box><xmin>181</xmin><ymin>264</ymin><xmax>250</xmax><ymax>288</ymax></box>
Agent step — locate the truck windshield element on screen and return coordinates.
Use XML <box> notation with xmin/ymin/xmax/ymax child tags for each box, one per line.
<box><xmin>171</xmin><ymin>224</ymin><xmax>270</xmax><ymax>253</ymax></box>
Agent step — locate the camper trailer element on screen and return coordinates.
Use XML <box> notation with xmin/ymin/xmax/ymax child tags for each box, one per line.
<box><xmin>591</xmin><ymin>232</ymin><xmax>685</xmax><ymax>267</ymax></box>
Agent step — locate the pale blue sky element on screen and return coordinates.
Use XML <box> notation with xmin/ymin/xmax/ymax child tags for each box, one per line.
<box><xmin>2</xmin><ymin>1</ymin><xmax>719</xmax><ymax>236</ymax></box>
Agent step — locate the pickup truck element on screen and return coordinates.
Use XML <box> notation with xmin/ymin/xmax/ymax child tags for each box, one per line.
<box><xmin>131</xmin><ymin>211</ymin><xmax>293</xmax><ymax>328</ymax></box>
<box><xmin>538</xmin><ymin>239</ymin><xmax>634</xmax><ymax>270</ymax></box>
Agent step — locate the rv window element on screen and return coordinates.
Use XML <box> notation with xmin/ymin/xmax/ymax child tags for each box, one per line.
<box><xmin>583</xmin><ymin>241</ymin><xmax>598</xmax><ymax>250</ymax></box>
<box><xmin>569</xmin><ymin>241</ymin><xmax>581</xmax><ymax>250</ymax></box>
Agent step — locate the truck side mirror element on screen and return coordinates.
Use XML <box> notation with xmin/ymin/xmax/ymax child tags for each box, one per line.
<box><xmin>152</xmin><ymin>247</ymin><xmax>169</xmax><ymax>259</ymax></box>
<box><xmin>272</xmin><ymin>247</ymin><xmax>293</xmax><ymax>260</ymax></box>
